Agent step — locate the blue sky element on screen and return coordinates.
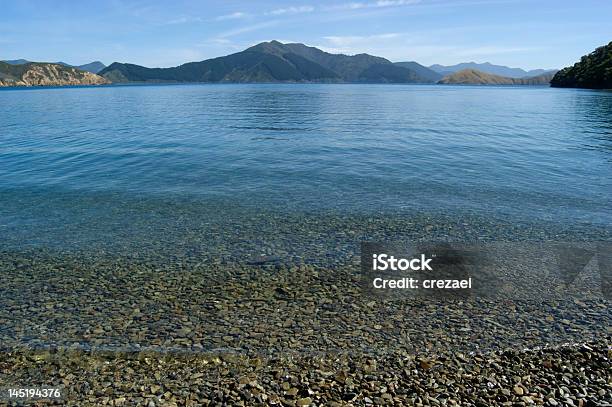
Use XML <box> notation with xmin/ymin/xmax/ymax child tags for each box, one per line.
<box><xmin>0</xmin><ymin>0</ymin><xmax>610</xmax><ymax>70</ymax></box>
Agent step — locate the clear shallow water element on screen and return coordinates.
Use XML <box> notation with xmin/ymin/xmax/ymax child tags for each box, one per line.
<box><xmin>1</xmin><ymin>84</ymin><xmax>611</xmax><ymax>354</ymax></box>
<box><xmin>0</xmin><ymin>84</ymin><xmax>611</xmax><ymax>259</ymax></box>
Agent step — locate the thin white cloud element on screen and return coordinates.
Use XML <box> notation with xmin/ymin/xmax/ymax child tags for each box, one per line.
<box><xmin>376</xmin><ymin>0</ymin><xmax>416</xmax><ymax>5</ymax></box>
<box><xmin>200</xmin><ymin>38</ymin><xmax>234</xmax><ymax>46</ymax></box>
<box><xmin>324</xmin><ymin>33</ymin><xmax>401</xmax><ymax>47</ymax></box>
<box><xmin>453</xmin><ymin>46</ymin><xmax>543</xmax><ymax>57</ymax></box>
<box><xmin>329</xmin><ymin>0</ymin><xmax>421</xmax><ymax>10</ymax></box>
<box><xmin>266</xmin><ymin>5</ymin><xmax>315</xmax><ymax>15</ymax></box>
<box><xmin>215</xmin><ymin>12</ymin><xmax>249</xmax><ymax>21</ymax></box>
<box><xmin>316</xmin><ymin>32</ymin><xmax>546</xmax><ymax>66</ymax></box>
<box><xmin>217</xmin><ymin>21</ymin><xmax>278</xmax><ymax>38</ymax></box>
<box><xmin>212</xmin><ymin>5</ymin><xmax>315</xmax><ymax>23</ymax></box>
<box><xmin>197</xmin><ymin>38</ymin><xmax>245</xmax><ymax>55</ymax></box>
<box><xmin>163</xmin><ymin>16</ymin><xmax>204</xmax><ymax>25</ymax></box>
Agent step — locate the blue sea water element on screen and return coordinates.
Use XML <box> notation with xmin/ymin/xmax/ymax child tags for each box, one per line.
<box><xmin>0</xmin><ymin>84</ymin><xmax>610</xmax><ymax>260</ymax></box>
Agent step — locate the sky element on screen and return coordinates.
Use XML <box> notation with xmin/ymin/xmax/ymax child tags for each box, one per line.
<box><xmin>0</xmin><ymin>0</ymin><xmax>610</xmax><ymax>70</ymax></box>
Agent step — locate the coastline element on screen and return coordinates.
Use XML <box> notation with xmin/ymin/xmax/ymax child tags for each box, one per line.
<box><xmin>0</xmin><ymin>81</ymin><xmax>556</xmax><ymax>90</ymax></box>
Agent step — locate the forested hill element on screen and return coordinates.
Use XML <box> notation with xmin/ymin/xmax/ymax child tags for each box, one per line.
<box><xmin>551</xmin><ymin>42</ymin><xmax>612</xmax><ymax>89</ymax></box>
<box><xmin>99</xmin><ymin>41</ymin><xmax>435</xmax><ymax>84</ymax></box>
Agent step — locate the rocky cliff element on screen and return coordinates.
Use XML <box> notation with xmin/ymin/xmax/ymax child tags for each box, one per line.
<box><xmin>0</xmin><ymin>62</ymin><xmax>109</xmax><ymax>87</ymax></box>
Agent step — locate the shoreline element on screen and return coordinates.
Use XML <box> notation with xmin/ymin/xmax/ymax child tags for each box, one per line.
<box><xmin>0</xmin><ymin>82</ymin><xmax>560</xmax><ymax>91</ymax></box>
<box><xmin>1</xmin><ymin>339</ymin><xmax>609</xmax><ymax>405</ymax></box>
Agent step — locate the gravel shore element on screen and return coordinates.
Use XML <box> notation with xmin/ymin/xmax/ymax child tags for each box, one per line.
<box><xmin>1</xmin><ymin>247</ymin><xmax>610</xmax><ymax>405</ymax></box>
<box><xmin>1</xmin><ymin>340</ymin><xmax>610</xmax><ymax>406</ymax></box>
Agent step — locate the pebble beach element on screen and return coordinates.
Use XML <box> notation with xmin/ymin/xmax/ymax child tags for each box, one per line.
<box><xmin>1</xmin><ymin>239</ymin><xmax>610</xmax><ymax>405</ymax></box>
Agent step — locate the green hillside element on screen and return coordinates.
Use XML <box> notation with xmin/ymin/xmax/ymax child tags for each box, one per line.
<box><xmin>551</xmin><ymin>42</ymin><xmax>612</xmax><ymax>89</ymax></box>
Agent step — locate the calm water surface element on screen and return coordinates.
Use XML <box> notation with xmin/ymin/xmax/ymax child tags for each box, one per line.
<box><xmin>1</xmin><ymin>84</ymin><xmax>610</xmax><ymax>259</ymax></box>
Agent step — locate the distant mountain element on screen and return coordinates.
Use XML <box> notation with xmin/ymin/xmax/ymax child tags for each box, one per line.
<box><xmin>429</xmin><ymin>62</ymin><xmax>555</xmax><ymax>79</ymax></box>
<box><xmin>0</xmin><ymin>61</ymin><xmax>109</xmax><ymax>87</ymax></box>
<box><xmin>99</xmin><ymin>41</ymin><xmax>435</xmax><ymax>84</ymax></box>
<box><xmin>2</xmin><ymin>59</ymin><xmax>106</xmax><ymax>74</ymax></box>
<box><xmin>100</xmin><ymin>51</ymin><xmax>340</xmax><ymax>83</ymax></box>
<box><xmin>520</xmin><ymin>69</ymin><xmax>550</xmax><ymax>77</ymax></box>
<box><xmin>518</xmin><ymin>72</ymin><xmax>557</xmax><ymax>85</ymax></box>
<box><xmin>3</xmin><ymin>59</ymin><xmax>30</xmax><ymax>65</ymax></box>
<box><xmin>54</xmin><ymin>61</ymin><xmax>107</xmax><ymax>74</ymax></box>
<box><xmin>551</xmin><ymin>41</ymin><xmax>612</xmax><ymax>89</ymax></box>
<box><xmin>394</xmin><ymin>61</ymin><xmax>443</xmax><ymax>82</ymax></box>
<box><xmin>76</xmin><ymin>61</ymin><xmax>106</xmax><ymax>74</ymax></box>
<box><xmin>56</xmin><ymin>61</ymin><xmax>106</xmax><ymax>73</ymax></box>
<box><xmin>255</xmin><ymin>42</ymin><xmax>412</xmax><ymax>82</ymax></box>
<box><xmin>438</xmin><ymin>69</ymin><xmax>555</xmax><ymax>85</ymax></box>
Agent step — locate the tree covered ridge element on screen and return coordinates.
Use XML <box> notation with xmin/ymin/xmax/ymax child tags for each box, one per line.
<box><xmin>551</xmin><ymin>42</ymin><xmax>612</xmax><ymax>89</ymax></box>
<box><xmin>98</xmin><ymin>41</ymin><xmax>439</xmax><ymax>84</ymax></box>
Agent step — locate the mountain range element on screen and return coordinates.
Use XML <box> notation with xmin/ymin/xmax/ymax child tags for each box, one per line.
<box><xmin>3</xmin><ymin>42</ymin><xmax>556</xmax><ymax>86</ymax></box>
<box><xmin>2</xmin><ymin>59</ymin><xmax>106</xmax><ymax>74</ymax></box>
<box><xmin>99</xmin><ymin>41</ymin><xmax>435</xmax><ymax>84</ymax></box>
<box><xmin>2</xmin><ymin>40</ymin><xmax>608</xmax><ymax>89</ymax></box>
<box><xmin>99</xmin><ymin>41</ymin><xmax>557</xmax><ymax>85</ymax></box>
<box><xmin>13</xmin><ymin>40</ymin><xmax>611</xmax><ymax>88</ymax></box>
<box><xmin>99</xmin><ymin>42</ymin><xmax>562</xmax><ymax>86</ymax></box>
<box><xmin>429</xmin><ymin>62</ymin><xmax>555</xmax><ymax>78</ymax></box>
